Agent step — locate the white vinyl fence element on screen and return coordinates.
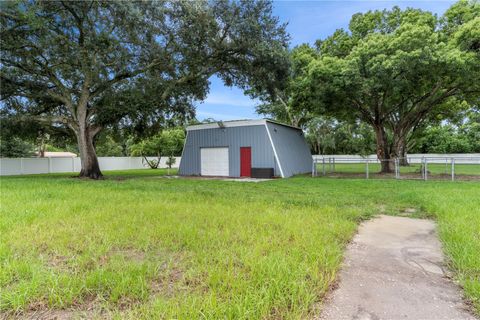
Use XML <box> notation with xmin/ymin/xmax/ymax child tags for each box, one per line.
<box><xmin>0</xmin><ymin>156</ymin><xmax>180</xmax><ymax>176</ymax></box>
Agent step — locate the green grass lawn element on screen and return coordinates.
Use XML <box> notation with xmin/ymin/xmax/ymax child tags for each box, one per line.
<box><xmin>1</xmin><ymin>170</ymin><xmax>479</xmax><ymax>319</ymax></box>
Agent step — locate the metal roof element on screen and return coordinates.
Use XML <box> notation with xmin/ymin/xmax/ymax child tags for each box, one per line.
<box><xmin>186</xmin><ymin>119</ymin><xmax>302</xmax><ymax>131</ymax></box>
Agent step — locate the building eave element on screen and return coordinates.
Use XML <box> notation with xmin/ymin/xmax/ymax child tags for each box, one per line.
<box><xmin>186</xmin><ymin>119</ymin><xmax>302</xmax><ymax>131</ymax></box>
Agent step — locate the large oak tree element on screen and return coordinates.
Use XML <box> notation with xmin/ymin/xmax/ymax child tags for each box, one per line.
<box><xmin>1</xmin><ymin>0</ymin><xmax>289</xmax><ymax>178</ymax></box>
<box><xmin>306</xmin><ymin>2</ymin><xmax>479</xmax><ymax>172</ymax></box>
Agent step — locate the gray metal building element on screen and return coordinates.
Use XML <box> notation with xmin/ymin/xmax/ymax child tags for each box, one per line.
<box><xmin>178</xmin><ymin>119</ymin><xmax>312</xmax><ymax>178</ymax></box>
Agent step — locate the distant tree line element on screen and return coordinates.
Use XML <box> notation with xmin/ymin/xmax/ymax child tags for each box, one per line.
<box><xmin>299</xmin><ymin>108</ymin><xmax>480</xmax><ymax>155</ymax></box>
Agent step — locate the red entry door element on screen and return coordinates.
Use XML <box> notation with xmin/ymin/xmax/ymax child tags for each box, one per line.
<box><xmin>240</xmin><ymin>147</ymin><xmax>252</xmax><ymax>177</ymax></box>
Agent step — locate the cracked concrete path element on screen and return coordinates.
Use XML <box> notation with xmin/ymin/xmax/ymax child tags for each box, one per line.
<box><xmin>319</xmin><ymin>215</ymin><xmax>477</xmax><ymax>320</ymax></box>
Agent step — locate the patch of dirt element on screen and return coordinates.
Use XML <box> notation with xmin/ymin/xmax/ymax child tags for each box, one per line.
<box><xmin>42</xmin><ymin>247</ymin><xmax>148</xmax><ymax>272</ymax></box>
<box><xmin>5</xmin><ymin>309</ymin><xmax>97</xmax><ymax>320</ymax></box>
<box><xmin>72</xmin><ymin>176</ymin><xmax>106</xmax><ymax>181</ymax></box>
<box><xmin>184</xmin><ymin>271</ymin><xmax>211</xmax><ymax>294</ymax></box>
<box><xmin>115</xmin><ymin>296</ymin><xmax>141</xmax><ymax>312</ymax></box>
<box><xmin>99</xmin><ymin>247</ymin><xmax>146</xmax><ymax>266</ymax></box>
<box><xmin>399</xmin><ymin>207</ymin><xmax>417</xmax><ymax>217</ymax></box>
<box><xmin>8</xmin><ymin>295</ymin><xmax>107</xmax><ymax>320</ymax></box>
<box><xmin>45</xmin><ymin>254</ymin><xmax>71</xmax><ymax>270</ymax></box>
<box><xmin>112</xmin><ymin>248</ymin><xmax>146</xmax><ymax>262</ymax></box>
<box><xmin>108</xmin><ymin>176</ymin><xmax>127</xmax><ymax>181</ymax></box>
<box><xmin>150</xmin><ymin>266</ymin><xmax>184</xmax><ymax>298</ymax></box>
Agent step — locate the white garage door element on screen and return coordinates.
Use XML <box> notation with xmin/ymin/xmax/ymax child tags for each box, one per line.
<box><xmin>201</xmin><ymin>147</ymin><xmax>229</xmax><ymax>176</ymax></box>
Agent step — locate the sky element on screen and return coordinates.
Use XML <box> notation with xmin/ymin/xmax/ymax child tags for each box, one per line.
<box><xmin>195</xmin><ymin>0</ymin><xmax>455</xmax><ymax>121</ymax></box>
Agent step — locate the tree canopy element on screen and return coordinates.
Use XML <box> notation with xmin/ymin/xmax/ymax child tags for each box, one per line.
<box><xmin>297</xmin><ymin>2</ymin><xmax>480</xmax><ymax>171</ymax></box>
<box><xmin>1</xmin><ymin>0</ymin><xmax>289</xmax><ymax>178</ymax></box>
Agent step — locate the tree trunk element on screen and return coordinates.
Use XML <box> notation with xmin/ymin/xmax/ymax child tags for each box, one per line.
<box><xmin>77</xmin><ymin>126</ymin><xmax>103</xmax><ymax>179</ymax></box>
<box><xmin>142</xmin><ymin>155</ymin><xmax>161</xmax><ymax>169</ymax></box>
<box><xmin>393</xmin><ymin>130</ymin><xmax>409</xmax><ymax>166</ymax></box>
<box><xmin>398</xmin><ymin>141</ymin><xmax>409</xmax><ymax>166</ymax></box>
<box><xmin>37</xmin><ymin>133</ymin><xmax>46</xmax><ymax>157</ymax></box>
<box><xmin>374</xmin><ymin>125</ymin><xmax>393</xmax><ymax>173</ymax></box>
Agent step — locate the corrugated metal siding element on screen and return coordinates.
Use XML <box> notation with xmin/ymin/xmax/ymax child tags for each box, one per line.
<box><xmin>266</xmin><ymin>122</ymin><xmax>312</xmax><ymax>177</ymax></box>
<box><xmin>179</xmin><ymin>125</ymin><xmax>278</xmax><ymax>177</ymax></box>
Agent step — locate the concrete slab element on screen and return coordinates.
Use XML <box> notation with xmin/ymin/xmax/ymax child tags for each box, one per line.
<box><xmin>223</xmin><ymin>178</ymin><xmax>273</xmax><ymax>182</ymax></box>
<box><xmin>319</xmin><ymin>215</ymin><xmax>476</xmax><ymax>320</ymax></box>
<box><xmin>161</xmin><ymin>176</ymin><xmax>273</xmax><ymax>182</ymax></box>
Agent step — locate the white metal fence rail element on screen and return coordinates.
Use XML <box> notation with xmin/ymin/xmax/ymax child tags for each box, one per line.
<box><xmin>313</xmin><ymin>153</ymin><xmax>480</xmax><ymax>164</ymax></box>
<box><xmin>0</xmin><ymin>156</ymin><xmax>180</xmax><ymax>176</ymax></box>
<box><xmin>312</xmin><ymin>156</ymin><xmax>480</xmax><ymax>181</ymax></box>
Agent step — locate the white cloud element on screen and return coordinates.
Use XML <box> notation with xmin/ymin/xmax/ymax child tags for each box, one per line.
<box><xmin>201</xmin><ymin>92</ymin><xmax>258</xmax><ymax>108</ymax></box>
<box><xmin>195</xmin><ymin>111</ymin><xmax>243</xmax><ymax>120</ymax></box>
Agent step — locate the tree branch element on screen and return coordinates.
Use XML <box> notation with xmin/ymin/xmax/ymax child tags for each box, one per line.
<box><xmin>351</xmin><ymin>98</ymin><xmax>375</xmax><ymax>125</ymax></box>
<box><xmin>88</xmin><ymin>124</ymin><xmax>103</xmax><ymax>138</ymax></box>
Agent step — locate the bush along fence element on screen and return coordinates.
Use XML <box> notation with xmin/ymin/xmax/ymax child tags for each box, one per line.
<box><xmin>312</xmin><ymin>156</ymin><xmax>480</xmax><ymax>181</ymax></box>
<box><xmin>0</xmin><ymin>156</ymin><xmax>180</xmax><ymax>176</ymax></box>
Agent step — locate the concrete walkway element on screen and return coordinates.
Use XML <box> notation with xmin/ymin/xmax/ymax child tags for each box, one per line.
<box><xmin>320</xmin><ymin>215</ymin><xmax>476</xmax><ymax>320</ymax></box>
